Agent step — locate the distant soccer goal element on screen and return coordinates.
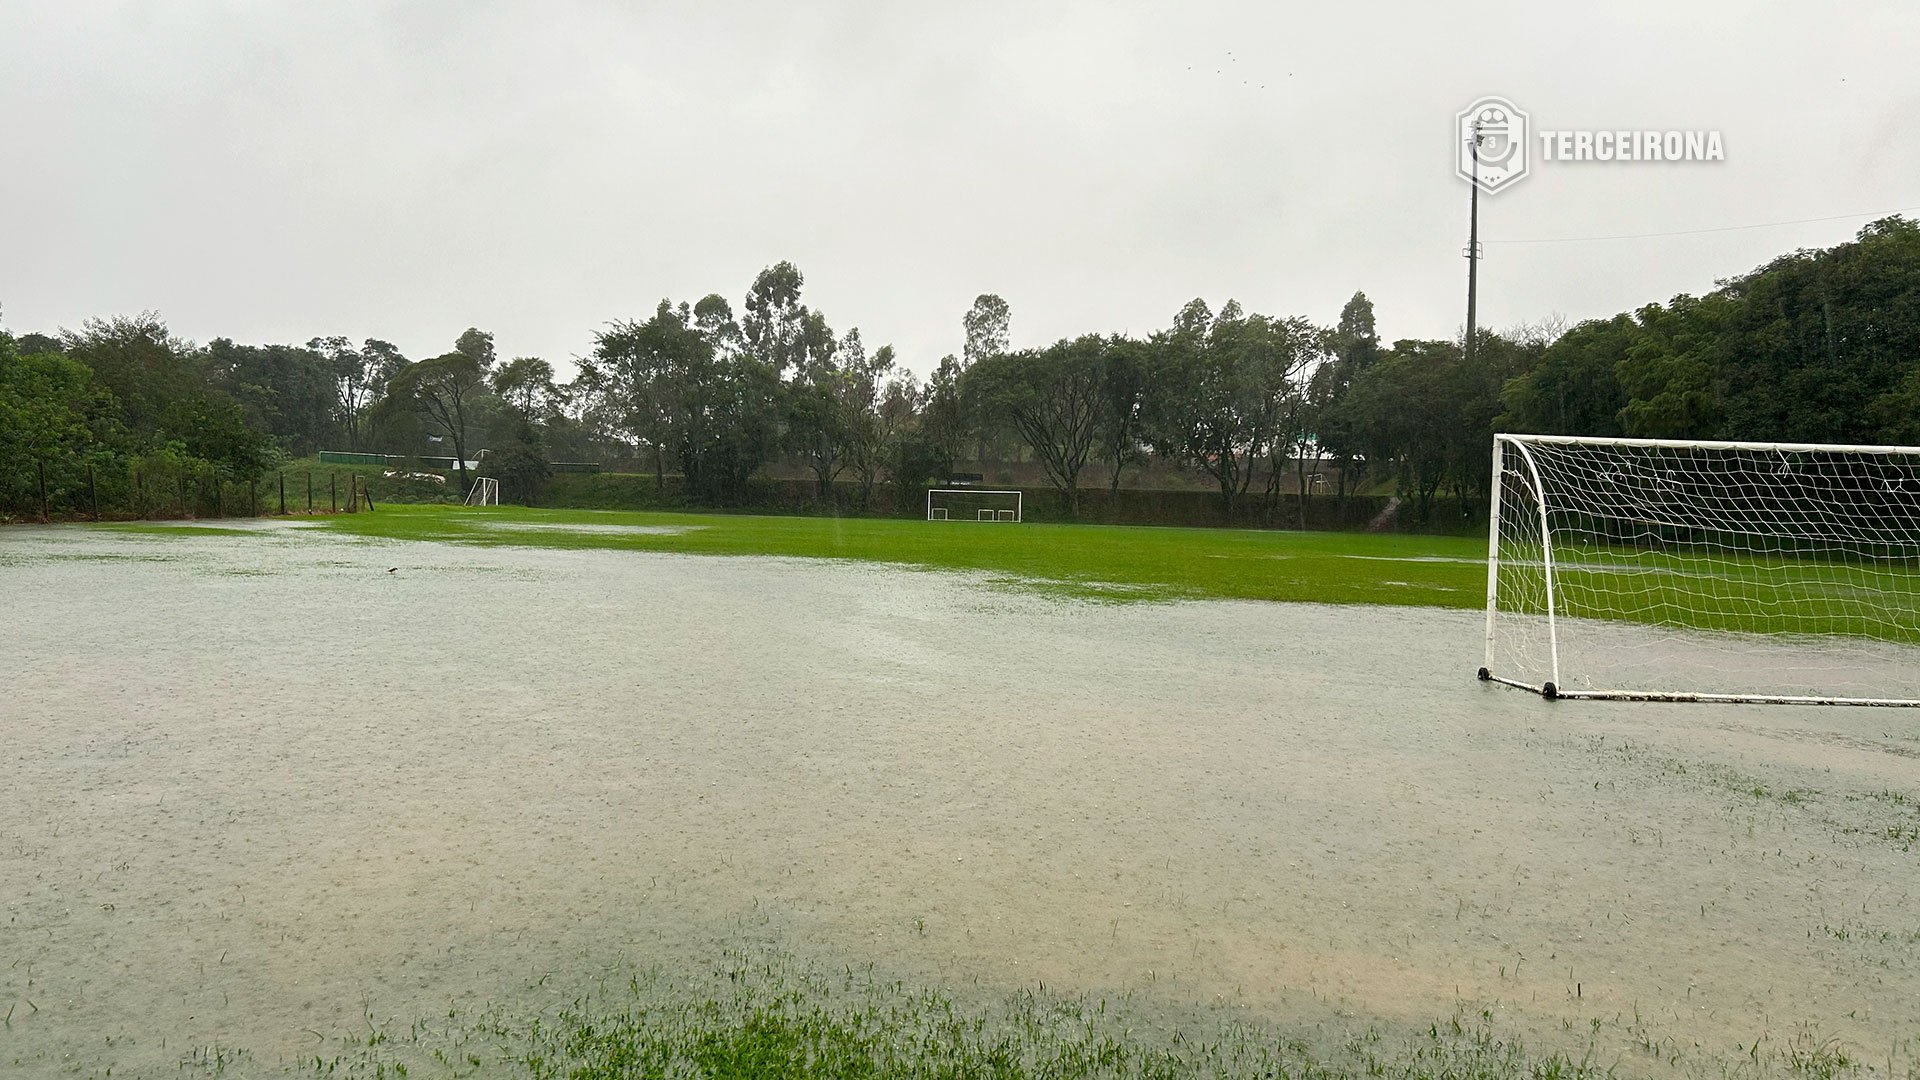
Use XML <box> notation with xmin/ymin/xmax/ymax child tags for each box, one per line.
<box><xmin>464</xmin><ymin>477</ymin><xmax>500</xmax><ymax>507</ymax></box>
<box><xmin>1481</xmin><ymin>433</ymin><xmax>1920</xmax><ymax>705</ymax></box>
<box><xmin>926</xmin><ymin>489</ymin><xmax>1022</xmax><ymax>523</ymax></box>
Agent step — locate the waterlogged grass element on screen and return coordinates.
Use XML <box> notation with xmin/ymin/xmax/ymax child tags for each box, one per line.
<box><xmin>175</xmin><ymin>952</ymin><xmax>1637</xmax><ymax>1080</ymax></box>
<box><xmin>167</xmin><ymin>951</ymin><xmax>1910</xmax><ymax>1080</ymax></box>
<box><xmin>96</xmin><ymin>504</ymin><xmax>1920</xmax><ymax>641</ymax></box>
<box><xmin>109</xmin><ymin>504</ymin><xmax>1489</xmax><ymax>609</ymax></box>
<box><xmin>1544</xmin><ymin>540</ymin><xmax>1920</xmax><ymax>642</ymax></box>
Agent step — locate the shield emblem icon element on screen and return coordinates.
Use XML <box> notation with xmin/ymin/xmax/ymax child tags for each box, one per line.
<box><xmin>1456</xmin><ymin>97</ymin><xmax>1530</xmax><ymax>194</ymax></box>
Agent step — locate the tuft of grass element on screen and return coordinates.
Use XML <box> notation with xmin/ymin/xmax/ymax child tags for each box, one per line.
<box><xmin>258</xmin><ymin>952</ymin><xmax>1622</xmax><ymax>1080</ymax></box>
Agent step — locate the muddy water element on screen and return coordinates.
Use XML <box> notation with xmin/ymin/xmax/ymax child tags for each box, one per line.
<box><xmin>2</xmin><ymin>524</ymin><xmax>1918</xmax><ymax>1076</ymax></box>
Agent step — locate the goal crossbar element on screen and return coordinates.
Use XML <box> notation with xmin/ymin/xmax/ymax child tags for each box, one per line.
<box><xmin>1480</xmin><ymin>432</ymin><xmax>1920</xmax><ymax>706</ymax></box>
<box><xmin>1485</xmin><ymin>433</ymin><xmax>1920</xmax><ymax>457</ymax></box>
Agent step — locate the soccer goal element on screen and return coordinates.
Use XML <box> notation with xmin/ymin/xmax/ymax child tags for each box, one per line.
<box><xmin>1481</xmin><ymin>433</ymin><xmax>1920</xmax><ymax>705</ymax></box>
<box><xmin>926</xmin><ymin>489</ymin><xmax>1022</xmax><ymax>522</ymax></box>
<box><xmin>464</xmin><ymin>477</ymin><xmax>500</xmax><ymax>507</ymax></box>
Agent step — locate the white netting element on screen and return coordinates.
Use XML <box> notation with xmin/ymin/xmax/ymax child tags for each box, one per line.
<box><xmin>926</xmin><ymin>489</ymin><xmax>1022</xmax><ymax>522</ymax></box>
<box><xmin>1486</xmin><ymin>435</ymin><xmax>1920</xmax><ymax>703</ymax></box>
<box><xmin>465</xmin><ymin>477</ymin><xmax>500</xmax><ymax>506</ymax></box>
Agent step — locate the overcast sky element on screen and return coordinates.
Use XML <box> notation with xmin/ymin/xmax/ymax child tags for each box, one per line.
<box><xmin>4</xmin><ymin>1</ymin><xmax>1917</xmax><ymax>380</ymax></box>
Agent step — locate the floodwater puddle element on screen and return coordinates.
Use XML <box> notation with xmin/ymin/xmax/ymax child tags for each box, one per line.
<box><xmin>1</xmin><ymin>525</ymin><xmax>1916</xmax><ymax>1077</ymax></box>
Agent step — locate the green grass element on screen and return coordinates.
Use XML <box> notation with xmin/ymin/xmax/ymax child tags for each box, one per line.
<box><xmin>221</xmin><ymin>952</ymin><xmax>1629</xmax><ymax>1080</ymax></box>
<box><xmin>172</xmin><ymin>950</ymin><xmax>1905</xmax><ymax>1080</ymax></box>
<box><xmin>113</xmin><ymin>503</ymin><xmax>1491</xmax><ymax>608</ymax></box>
<box><xmin>98</xmin><ymin>503</ymin><xmax>1920</xmax><ymax>641</ymax></box>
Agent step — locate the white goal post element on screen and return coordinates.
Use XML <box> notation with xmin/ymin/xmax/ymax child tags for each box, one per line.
<box><xmin>1481</xmin><ymin>433</ymin><xmax>1920</xmax><ymax>706</ymax></box>
<box><xmin>464</xmin><ymin>477</ymin><xmax>500</xmax><ymax>507</ymax></box>
<box><xmin>925</xmin><ymin>488</ymin><xmax>1022</xmax><ymax>522</ymax></box>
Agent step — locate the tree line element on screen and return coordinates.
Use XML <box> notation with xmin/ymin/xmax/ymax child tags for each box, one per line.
<box><xmin>5</xmin><ymin>216</ymin><xmax>1918</xmax><ymax>523</ymax></box>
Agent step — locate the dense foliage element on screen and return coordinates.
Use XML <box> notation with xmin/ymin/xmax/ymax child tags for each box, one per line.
<box><xmin>6</xmin><ymin>217</ymin><xmax>1919</xmax><ymax>522</ymax></box>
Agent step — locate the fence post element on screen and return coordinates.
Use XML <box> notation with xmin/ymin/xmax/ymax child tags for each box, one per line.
<box><xmin>87</xmin><ymin>462</ymin><xmax>98</xmax><ymax>520</ymax></box>
<box><xmin>306</xmin><ymin>471</ymin><xmax>313</xmax><ymax>513</ymax></box>
<box><xmin>37</xmin><ymin>459</ymin><xmax>49</xmax><ymax>522</ymax></box>
<box><xmin>330</xmin><ymin>473</ymin><xmax>338</xmax><ymax>513</ymax></box>
<box><xmin>136</xmin><ymin>468</ymin><xmax>145</xmax><ymax>519</ymax></box>
<box><xmin>364</xmin><ymin>481</ymin><xmax>376</xmax><ymax>511</ymax></box>
<box><xmin>178</xmin><ymin>474</ymin><xmax>188</xmax><ymax>518</ymax></box>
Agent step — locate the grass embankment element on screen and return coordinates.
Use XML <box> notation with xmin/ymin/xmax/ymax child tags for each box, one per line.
<box><xmin>291</xmin><ymin>503</ymin><xmax>1490</xmax><ymax>608</ymax></box>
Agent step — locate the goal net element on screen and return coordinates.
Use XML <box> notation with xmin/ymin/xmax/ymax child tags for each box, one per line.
<box><xmin>926</xmin><ymin>488</ymin><xmax>1022</xmax><ymax>522</ymax></box>
<box><xmin>464</xmin><ymin>477</ymin><xmax>500</xmax><ymax>507</ymax></box>
<box><xmin>1482</xmin><ymin>434</ymin><xmax>1920</xmax><ymax>705</ymax></box>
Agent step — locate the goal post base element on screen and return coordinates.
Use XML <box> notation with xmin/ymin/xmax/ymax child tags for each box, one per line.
<box><xmin>1477</xmin><ymin>672</ymin><xmax>1920</xmax><ymax>707</ymax></box>
<box><xmin>1479</xmin><ymin>671</ymin><xmax>1553</xmax><ymax>696</ymax></box>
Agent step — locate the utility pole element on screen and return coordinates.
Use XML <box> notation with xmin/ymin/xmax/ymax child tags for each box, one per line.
<box><xmin>1465</xmin><ymin>120</ymin><xmax>1483</xmax><ymax>365</ymax></box>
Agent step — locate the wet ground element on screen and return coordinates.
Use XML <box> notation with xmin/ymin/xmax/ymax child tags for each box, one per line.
<box><xmin>2</xmin><ymin>522</ymin><xmax>1917</xmax><ymax>1076</ymax></box>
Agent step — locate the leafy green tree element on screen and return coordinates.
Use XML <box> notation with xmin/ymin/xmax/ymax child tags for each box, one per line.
<box><xmin>0</xmin><ymin>332</ymin><xmax>126</xmax><ymax>517</ymax></box>
<box><xmin>1497</xmin><ymin>315</ymin><xmax>1633</xmax><ymax>436</ymax></box>
<box><xmin>880</xmin><ymin>426</ymin><xmax>946</xmax><ymax>514</ymax></box>
<box><xmin>60</xmin><ymin>313</ymin><xmax>202</xmax><ymax>433</ymax></box>
<box><xmin>492</xmin><ymin>357</ymin><xmax>558</xmax><ymax>419</ymax></box>
<box><xmin>1345</xmin><ymin>339</ymin><xmax>1457</xmax><ymax>520</ymax></box>
<box><xmin>1345</xmin><ymin>332</ymin><xmax>1538</xmax><ymax>521</ymax></box>
<box><xmin>386</xmin><ymin>336</ymin><xmax>493</xmax><ymax>489</ymax></box>
<box><xmin>1870</xmin><ymin>364</ymin><xmax>1920</xmax><ymax>442</ymax></box>
<box><xmin>206</xmin><ymin>338</ymin><xmax>338</xmax><ymax>456</ymax></box>
<box><xmin>693</xmin><ymin>294</ymin><xmax>741</xmax><ymax>356</ymax></box>
<box><xmin>155</xmin><ymin>393</ymin><xmax>275</xmax><ymax>480</ymax></box>
<box><xmin>15</xmin><ymin>332</ymin><xmax>63</xmax><ymax>356</ymax></box>
<box><xmin>1144</xmin><ymin>300</ymin><xmax>1321</xmax><ymax>516</ymax></box>
<box><xmin>1614</xmin><ymin>295</ymin><xmax>1731</xmax><ymax>439</ymax></box>
<box><xmin>1095</xmin><ymin>337</ymin><xmax>1151</xmax><ymax>493</ymax></box>
<box><xmin>966</xmin><ymin>336</ymin><xmax>1113</xmax><ymax>514</ymax></box>
<box><xmin>785</xmin><ymin>326</ymin><xmax>855</xmax><ymax>498</ymax></box>
<box><xmin>490</xmin><ymin>415</ymin><xmax>550</xmax><ymax>505</ymax></box>
<box><xmin>920</xmin><ymin>355</ymin><xmax>971</xmax><ymax>477</ymax></box>
<box><xmin>1312</xmin><ymin>292</ymin><xmax>1383</xmax><ymax>500</ymax></box>
<box><xmin>683</xmin><ymin>349</ymin><xmax>780</xmax><ymax>504</ymax></box>
<box><xmin>853</xmin><ymin>356</ymin><xmax>914</xmax><ymax>506</ymax></box>
<box><xmin>583</xmin><ymin>302</ymin><xmax>702</xmax><ymax>486</ymax></box>
<box><xmin>587</xmin><ymin>300</ymin><xmax>779</xmax><ymax>503</ymax></box>
<box><xmin>308</xmin><ymin>336</ymin><xmax>394</xmax><ymax>451</ymax></box>
<box><xmin>742</xmin><ymin>262</ymin><xmax>811</xmax><ymax>376</ymax></box>
<box><xmin>1711</xmin><ymin>217</ymin><xmax>1920</xmax><ymax>442</ymax></box>
<box><xmin>963</xmin><ymin>294</ymin><xmax>1011</xmax><ymax>366</ymax></box>
<box><xmin>453</xmin><ymin>327</ymin><xmax>498</xmax><ymax>369</ymax></box>
<box><xmin>1274</xmin><ymin>354</ymin><xmax>1326</xmax><ymax>525</ymax></box>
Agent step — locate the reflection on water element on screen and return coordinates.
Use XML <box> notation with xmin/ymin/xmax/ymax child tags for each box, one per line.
<box><xmin>1</xmin><ymin>524</ymin><xmax>1917</xmax><ymax>1076</ymax></box>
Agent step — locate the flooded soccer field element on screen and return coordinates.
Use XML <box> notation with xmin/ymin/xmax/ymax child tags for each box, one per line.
<box><xmin>2</xmin><ymin>521</ymin><xmax>1918</xmax><ymax>1077</ymax></box>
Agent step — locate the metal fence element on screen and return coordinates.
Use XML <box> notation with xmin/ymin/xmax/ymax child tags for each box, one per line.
<box><xmin>0</xmin><ymin>457</ymin><xmax>417</xmax><ymax>523</ymax></box>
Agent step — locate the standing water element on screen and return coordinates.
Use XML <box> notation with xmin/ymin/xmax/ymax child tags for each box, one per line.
<box><xmin>2</xmin><ymin>523</ymin><xmax>1917</xmax><ymax>1076</ymax></box>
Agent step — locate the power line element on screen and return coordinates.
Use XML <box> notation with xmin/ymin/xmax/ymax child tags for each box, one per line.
<box><xmin>1483</xmin><ymin>205</ymin><xmax>1920</xmax><ymax>245</ymax></box>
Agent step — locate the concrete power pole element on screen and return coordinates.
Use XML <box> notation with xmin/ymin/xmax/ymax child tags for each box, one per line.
<box><xmin>1465</xmin><ymin>122</ymin><xmax>1483</xmax><ymax>365</ymax></box>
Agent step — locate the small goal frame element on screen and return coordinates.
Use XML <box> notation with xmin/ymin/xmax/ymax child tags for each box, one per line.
<box><xmin>464</xmin><ymin>477</ymin><xmax>500</xmax><ymax>507</ymax></box>
<box><xmin>925</xmin><ymin>488</ymin><xmax>1022</xmax><ymax>522</ymax></box>
<box><xmin>1480</xmin><ymin>432</ymin><xmax>1920</xmax><ymax>707</ymax></box>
